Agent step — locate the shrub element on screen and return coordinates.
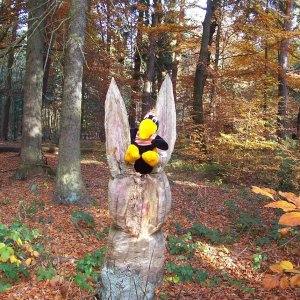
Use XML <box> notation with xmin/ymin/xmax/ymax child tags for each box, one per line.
<box><xmin>199</xmin><ymin>162</ymin><xmax>227</xmax><ymax>182</ymax></box>
<box><xmin>277</xmin><ymin>159</ymin><xmax>295</xmax><ymax>191</ymax></box>
<box><xmin>190</xmin><ymin>223</ymin><xmax>235</xmax><ymax>244</ymax></box>
<box><xmin>74</xmin><ymin>247</ymin><xmax>106</xmax><ymax>291</ymax></box>
<box><xmin>168</xmin><ymin>233</ymin><xmax>197</xmax><ymax>257</ymax></box>
<box><xmin>71</xmin><ymin>210</ymin><xmax>95</xmax><ymax>228</ymax></box>
<box><xmin>0</xmin><ymin>222</ymin><xmax>41</xmax><ymax>291</ymax></box>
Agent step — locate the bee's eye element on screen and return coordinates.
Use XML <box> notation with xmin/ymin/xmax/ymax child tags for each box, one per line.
<box><xmin>152</xmin><ymin>117</ymin><xmax>158</xmax><ymax>123</ymax></box>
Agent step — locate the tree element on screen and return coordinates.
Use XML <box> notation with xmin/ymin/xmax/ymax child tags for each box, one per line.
<box><xmin>54</xmin><ymin>0</ymin><xmax>89</xmax><ymax>204</ymax></box>
<box><xmin>193</xmin><ymin>0</ymin><xmax>219</xmax><ymax>124</ymax></box>
<box><xmin>15</xmin><ymin>0</ymin><xmax>45</xmax><ymax>179</ymax></box>
<box><xmin>172</xmin><ymin>0</ymin><xmax>185</xmax><ymax>102</ymax></box>
<box><xmin>277</xmin><ymin>0</ymin><xmax>294</xmax><ymax>139</ymax></box>
<box><xmin>2</xmin><ymin>0</ymin><xmax>20</xmax><ymax>140</ymax></box>
<box><xmin>142</xmin><ymin>0</ymin><xmax>160</xmax><ymax>115</ymax></box>
<box><xmin>129</xmin><ymin>2</ymin><xmax>144</xmax><ymax>127</ymax></box>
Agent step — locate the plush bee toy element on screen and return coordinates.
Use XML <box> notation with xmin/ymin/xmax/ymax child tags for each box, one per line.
<box><xmin>125</xmin><ymin>111</ymin><xmax>168</xmax><ymax>174</ymax></box>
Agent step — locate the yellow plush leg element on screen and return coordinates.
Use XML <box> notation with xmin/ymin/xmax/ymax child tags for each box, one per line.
<box><xmin>125</xmin><ymin>144</ymin><xmax>140</xmax><ymax>163</ymax></box>
<box><xmin>142</xmin><ymin>150</ymin><xmax>159</xmax><ymax>167</ymax></box>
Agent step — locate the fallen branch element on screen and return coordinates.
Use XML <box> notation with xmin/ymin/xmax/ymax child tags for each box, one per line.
<box><xmin>0</xmin><ymin>147</ymin><xmax>20</xmax><ymax>153</ymax></box>
<box><xmin>72</xmin><ymin>222</ymin><xmax>87</xmax><ymax>238</ymax></box>
<box><xmin>0</xmin><ymin>168</ymin><xmax>18</xmax><ymax>173</ymax></box>
<box><xmin>259</xmin><ymin>233</ymin><xmax>299</xmax><ymax>255</ymax></box>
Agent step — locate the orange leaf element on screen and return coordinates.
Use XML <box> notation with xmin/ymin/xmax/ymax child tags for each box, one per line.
<box><xmin>265</xmin><ymin>201</ymin><xmax>296</xmax><ymax>212</ymax></box>
<box><xmin>269</xmin><ymin>264</ymin><xmax>283</xmax><ymax>273</ymax></box>
<box><xmin>262</xmin><ymin>274</ymin><xmax>280</xmax><ymax>289</ymax></box>
<box><xmin>252</xmin><ymin>186</ymin><xmax>274</xmax><ymax>199</ymax></box>
<box><xmin>278</xmin><ymin>192</ymin><xmax>300</xmax><ymax>207</ymax></box>
<box><xmin>279</xmin><ymin>276</ymin><xmax>289</xmax><ymax>289</ymax></box>
<box><xmin>285</xmin><ymin>269</ymin><xmax>300</xmax><ymax>274</ymax></box>
<box><xmin>263</xmin><ymin>188</ymin><xmax>277</xmax><ymax>195</ymax></box>
<box><xmin>290</xmin><ymin>275</ymin><xmax>300</xmax><ymax>287</ymax></box>
<box><xmin>278</xmin><ymin>227</ymin><xmax>291</xmax><ymax>236</ymax></box>
<box><xmin>279</xmin><ymin>212</ymin><xmax>300</xmax><ymax>226</ymax></box>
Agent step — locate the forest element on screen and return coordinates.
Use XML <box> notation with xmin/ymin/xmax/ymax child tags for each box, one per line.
<box><xmin>0</xmin><ymin>0</ymin><xmax>299</xmax><ymax>299</ymax></box>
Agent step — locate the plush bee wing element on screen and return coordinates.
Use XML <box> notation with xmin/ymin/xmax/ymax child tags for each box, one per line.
<box><xmin>105</xmin><ymin>78</ymin><xmax>131</xmax><ymax>177</ymax></box>
<box><xmin>156</xmin><ymin>75</ymin><xmax>176</xmax><ymax>168</ymax></box>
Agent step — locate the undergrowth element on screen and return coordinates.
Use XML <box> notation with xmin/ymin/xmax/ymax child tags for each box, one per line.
<box><xmin>0</xmin><ymin>222</ymin><xmax>41</xmax><ymax>291</ymax></box>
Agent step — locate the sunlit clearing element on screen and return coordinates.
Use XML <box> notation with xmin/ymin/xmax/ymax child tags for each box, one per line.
<box><xmin>196</xmin><ymin>242</ymin><xmax>252</xmax><ymax>278</ymax></box>
<box><xmin>173</xmin><ymin>180</ymin><xmax>199</xmax><ymax>188</ymax></box>
<box><xmin>81</xmin><ymin>159</ymin><xmax>104</xmax><ymax>166</ymax></box>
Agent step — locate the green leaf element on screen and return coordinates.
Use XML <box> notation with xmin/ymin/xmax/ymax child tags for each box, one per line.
<box><xmin>37</xmin><ymin>267</ymin><xmax>56</xmax><ymax>281</ymax></box>
<box><xmin>195</xmin><ymin>270</ymin><xmax>209</xmax><ymax>283</ymax></box>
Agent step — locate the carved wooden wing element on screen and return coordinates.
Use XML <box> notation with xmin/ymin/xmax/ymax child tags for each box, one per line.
<box><xmin>156</xmin><ymin>75</ymin><xmax>176</xmax><ymax>168</ymax></box>
<box><xmin>105</xmin><ymin>78</ymin><xmax>131</xmax><ymax>177</ymax></box>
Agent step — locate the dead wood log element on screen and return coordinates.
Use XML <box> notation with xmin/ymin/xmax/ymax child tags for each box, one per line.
<box><xmin>0</xmin><ymin>146</ymin><xmax>20</xmax><ymax>153</ymax></box>
<box><xmin>98</xmin><ymin>76</ymin><xmax>176</xmax><ymax>299</ymax></box>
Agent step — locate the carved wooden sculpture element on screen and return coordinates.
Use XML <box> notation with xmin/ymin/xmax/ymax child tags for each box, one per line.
<box><xmin>99</xmin><ymin>75</ymin><xmax>176</xmax><ymax>299</ymax></box>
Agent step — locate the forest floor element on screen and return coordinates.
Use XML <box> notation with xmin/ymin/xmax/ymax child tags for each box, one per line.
<box><xmin>0</xmin><ymin>141</ymin><xmax>299</xmax><ymax>299</ymax></box>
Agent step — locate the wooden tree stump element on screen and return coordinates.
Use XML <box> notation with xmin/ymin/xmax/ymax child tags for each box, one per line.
<box><xmin>99</xmin><ymin>76</ymin><xmax>176</xmax><ymax>299</ymax></box>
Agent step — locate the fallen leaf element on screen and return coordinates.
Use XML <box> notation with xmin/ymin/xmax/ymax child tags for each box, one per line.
<box><xmin>290</xmin><ymin>275</ymin><xmax>300</xmax><ymax>287</ymax></box>
<box><xmin>278</xmin><ymin>227</ymin><xmax>291</xmax><ymax>236</ymax></box>
<box><xmin>265</xmin><ymin>201</ymin><xmax>296</xmax><ymax>212</ymax></box>
<box><xmin>280</xmin><ymin>260</ymin><xmax>293</xmax><ymax>270</ymax></box>
<box><xmin>262</xmin><ymin>274</ymin><xmax>280</xmax><ymax>289</ymax></box>
<box><xmin>279</xmin><ymin>276</ymin><xmax>289</xmax><ymax>289</ymax></box>
<box><xmin>269</xmin><ymin>264</ymin><xmax>283</xmax><ymax>273</ymax></box>
<box><xmin>279</xmin><ymin>212</ymin><xmax>300</xmax><ymax>226</ymax></box>
<box><xmin>25</xmin><ymin>258</ymin><xmax>32</xmax><ymax>266</ymax></box>
<box><xmin>278</xmin><ymin>191</ymin><xmax>300</xmax><ymax>206</ymax></box>
<box><xmin>252</xmin><ymin>186</ymin><xmax>274</xmax><ymax>199</ymax></box>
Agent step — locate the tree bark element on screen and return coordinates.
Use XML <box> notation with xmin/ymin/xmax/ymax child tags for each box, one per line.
<box><xmin>129</xmin><ymin>6</ymin><xmax>144</xmax><ymax>127</ymax></box>
<box><xmin>209</xmin><ymin>3</ymin><xmax>222</xmax><ymax>121</ymax></box>
<box><xmin>297</xmin><ymin>106</ymin><xmax>300</xmax><ymax>139</ymax></box>
<box><xmin>2</xmin><ymin>17</ymin><xmax>17</xmax><ymax>140</ymax></box>
<box><xmin>193</xmin><ymin>0</ymin><xmax>219</xmax><ymax>124</ymax></box>
<box><xmin>54</xmin><ymin>0</ymin><xmax>89</xmax><ymax>204</ymax></box>
<box><xmin>15</xmin><ymin>0</ymin><xmax>45</xmax><ymax>179</ymax></box>
<box><xmin>142</xmin><ymin>0</ymin><xmax>159</xmax><ymax>115</ymax></box>
<box><xmin>171</xmin><ymin>0</ymin><xmax>185</xmax><ymax>103</ymax></box>
<box><xmin>277</xmin><ymin>0</ymin><xmax>294</xmax><ymax>139</ymax></box>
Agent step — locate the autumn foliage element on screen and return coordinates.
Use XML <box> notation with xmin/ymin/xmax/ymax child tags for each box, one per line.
<box><xmin>252</xmin><ymin>186</ymin><xmax>300</xmax><ymax>290</ymax></box>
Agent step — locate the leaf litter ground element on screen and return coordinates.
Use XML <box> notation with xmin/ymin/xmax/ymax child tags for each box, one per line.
<box><xmin>0</xmin><ymin>141</ymin><xmax>299</xmax><ymax>299</ymax></box>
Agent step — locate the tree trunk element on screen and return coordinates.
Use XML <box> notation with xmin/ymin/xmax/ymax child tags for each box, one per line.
<box><xmin>2</xmin><ymin>0</ymin><xmax>21</xmax><ymax>140</ymax></box>
<box><xmin>142</xmin><ymin>0</ymin><xmax>159</xmax><ymax>115</ymax></box>
<box><xmin>2</xmin><ymin>19</ymin><xmax>17</xmax><ymax>140</ymax></box>
<box><xmin>99</xmin><ymin>76</ymin><xmax>176</xmax><ymax>300</ymax></box>
<box><xmin>209</xmin><ymin>4</ymin><xmax>222</xmax><ymax>121</ymax></box>
<box><xmin>297</xmin><ymin>106</ymin><xmax>300</xmax><ymax>139</ymax></box>
<box><xmin>193</xmin><ymin>0</ymin><xmax>219</xmax><ymax>124</ymax></box>
<box><xmin>129</xmin><ymin>7</ymin><xmax>144</xmax><ymax>127</ymax></box>
<box><xmin>15</xmin><ymin>0</ymin><xmax>45</xmax><ymax>179</ymax></box>
<box><xmin>54</xmin><ymin>0</ymin><xmax>89</xmax><ymax>204</ymax></box>
<box><xmin>171</xmin><ymin>0</ymin><xmax>185</xmax><ymax>103</ymax></box>
<box><xmin>277</xmin><ymin>0</ymin><xmax>294</xmax><ymax>139</ymax></box>
<box><xmin>263</xmin><ymin>1</ymin><xmax>269</xmax><ymax>113</ymax></box>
